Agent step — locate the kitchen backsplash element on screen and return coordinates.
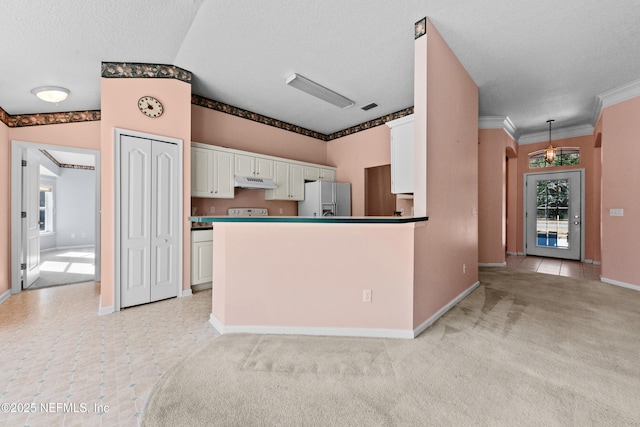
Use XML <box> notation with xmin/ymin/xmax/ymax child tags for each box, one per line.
<box><xmin>191</xmin><ymin>188</ymin><xmax>298</xmax><ymax>216</ymax></box>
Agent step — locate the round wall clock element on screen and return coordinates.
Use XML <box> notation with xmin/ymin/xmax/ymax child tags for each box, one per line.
<box><xmin>137</xmin><ymin>96</ymin><xmax>164</xmax><ymax>118</ymax></box>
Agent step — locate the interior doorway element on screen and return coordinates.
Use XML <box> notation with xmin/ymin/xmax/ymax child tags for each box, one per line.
<box><xmin>365</xmin><ymin>164</ymin><xmax>397</xmax><ymax>216</ymax></box>
<box><xmin>11</xmin><ymin>141</ymin><xmax>101</xmax><ymax>294</ymax></box>
<box><xmin>524</xmin><ymin>170</ymin><xmax>584</xmax><ymax>260</ymax></box>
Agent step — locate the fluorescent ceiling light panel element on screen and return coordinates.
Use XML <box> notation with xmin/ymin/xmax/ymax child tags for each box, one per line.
<box><xmin>286</xmin><ymin>73</ymin><xmax>354</xmax><ymax>109</ymax></box>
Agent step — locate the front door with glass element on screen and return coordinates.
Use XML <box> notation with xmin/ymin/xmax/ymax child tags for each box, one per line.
<box><xmin>525</xmin><ymin>170</ymin><xmax>582</xmax><ymax>260</ymax></box>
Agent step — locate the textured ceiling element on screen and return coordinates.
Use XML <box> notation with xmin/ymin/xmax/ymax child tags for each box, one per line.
<box><xmin>2</xmin><ymin>0</ymin><xmax>640</xmax><ymax>138</ymax></box>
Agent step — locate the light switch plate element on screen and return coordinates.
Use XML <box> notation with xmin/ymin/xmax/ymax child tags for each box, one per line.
<box><xmin>610</xmin><ymin>208</ymin><xmax>624</xmax><ymax>217</ymax></box>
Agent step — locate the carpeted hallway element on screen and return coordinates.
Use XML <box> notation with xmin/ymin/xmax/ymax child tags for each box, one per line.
<box><xmin>143</xmin><ymin>268</ymin><xmax>640</xmax><ymax>426</ymax></box>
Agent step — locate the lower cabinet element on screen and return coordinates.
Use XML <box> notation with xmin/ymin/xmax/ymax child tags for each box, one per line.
<box><xmin>191</xmin><ymin>229</ymin><xmax>213</xmax><ymax>290</ymax></box>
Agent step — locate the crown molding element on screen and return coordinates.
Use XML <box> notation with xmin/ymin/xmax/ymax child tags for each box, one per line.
<box><xmin>478</xmin><ymin>116</ymin><xmax>517</xmax><ymax>141</ymax></box>
<box><xmin>591</xmin><ymin>77</ymin><xmax>640</xmax><ymax>125</ymax></box>
<box><xmin>518</xmin><ymin>124</ymin><xmax>594</xmax><ymax>145</ymax></box>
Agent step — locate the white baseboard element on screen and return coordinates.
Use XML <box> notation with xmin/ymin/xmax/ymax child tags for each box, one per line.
<box><xmin>479</xmin><ymin>262</ymin><xmax>507</xmax><ymax>267</ymax></box>
<box><xmin>0</xmin><ymin>289</ymin><xmax>11</xmax><ymax>305</ymax></box>
<box><xmin>209</xmin><ymin>280</ymin><xmax>482</xmax><ymax>340</ymax></box>
<box><xmin>191</xmin><ymin>282</ymin><xmax>212</xmax><ymax>292</ymax></box>
<box><xmin>180</xmin><ymin>288</ymin><xmax>193</xmax><ymax>297</ymax></box>
<box><xmin>413</xmin><ymin>280</ymin><xmax>481</xmax><ymax>338</ymax></box>
<box><xmin>209</xmin><ymin>313</ymin><xmax>414</xmax><ymax>339</ymax></box>
<box><xmin>98</xmin><ymin>296</ymin><xmax>113</xmax><ymax>316</ymax></box>
<box><xmin>600</xmin><ymin>277</ymin><xmax>640</xmax><ymax>292</ymax></box>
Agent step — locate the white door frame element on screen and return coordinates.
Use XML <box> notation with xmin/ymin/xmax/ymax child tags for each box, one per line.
<box><xmin>113</xmin><ymin>128</ymin><xmax>183</xmax><ymax>312</ymax></box>
<box><xmin>11</xmin><ymin>140</ymin><xmax>101</xmax><ymax>294</ymax></box>
<box><xmin>523</xmin><ymin>169</ymin><xmax>585</xmax><ymax>261</ymax></box>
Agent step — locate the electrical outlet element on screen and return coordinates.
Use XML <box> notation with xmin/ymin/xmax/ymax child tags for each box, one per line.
<box><xmin>279</xmin><ymin>208</ymin><xmax>284</xmax><ymax>214</ymax></box>
<box><xmin>463</xmin><ymin>264</ymin><xmax>466</xmax><ymax>274</ymax></box>
<box><xmin>71</xmin><ymin>233</ymin><xmax>75</xmax><ymax>239</ymax></box>
<box><xmin>610</xmin><ymin>208</ymin><xmax>623</xmax><ymax>217</ymax></box>
<box><xmin>210</xmin><ymin>206</ymin><xmax>216</xmax><ymax>213</ymax></box>
<box><xmin>363</xmin><ymin>289</ymin><xmax>372</xmax><ymax>303</ymax></box>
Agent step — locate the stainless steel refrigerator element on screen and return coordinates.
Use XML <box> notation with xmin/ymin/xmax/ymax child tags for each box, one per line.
<box><xmin>298</xmin><ymin>181</ymin><xmax>351</xmax><ymax>217</ymax></box>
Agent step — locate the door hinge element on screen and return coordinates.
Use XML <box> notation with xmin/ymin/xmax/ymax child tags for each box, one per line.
<box><xmin>21</xmin><ymin>211</ymin><xmax>27</xmax><ymax>218</ymax></box>
<box><xmin>21</xmin><ymin>160</ymin><xmax>27</xmax><ymax>167</ymax></box>
<box><xmin>21</xmin><ymin>263</ymin><xmax>27</xmax><ymax>270</ymax></box>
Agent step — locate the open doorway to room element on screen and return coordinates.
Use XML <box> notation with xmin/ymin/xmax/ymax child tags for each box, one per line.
<box><xmin>11</xmin><ymin>141</ymin><xmax>101</xmax><ymax>293</ymax></box>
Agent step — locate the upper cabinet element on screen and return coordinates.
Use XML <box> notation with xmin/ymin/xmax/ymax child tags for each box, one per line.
<box><xmin>235</xmin><ymin>153</ymin><xmax>274</xmax><ymax>179</ymax></box>
<box><xmin>319</xmin><ymin>168</ymin><xmax>336</xmax><ymax>182</ymax></box>
<box><xmin>191</xmin><ymin>142</ymin><xmax>335</xmax><ymax>199</ymax></box>
<box><xmin>191</xmin><ymin>144</ymin><xmax>234</xmax><ymax>198</ymax></box>
<box><xmin>266</xmin><ymin>161</ymin><xmax>304</xmax><ymax>201</ymax></box>
<box><xmin>386</xmin><ymin>114</ymin><xmax>414</xmax><ymax>194</ymax></box>
<box><xmin>304</xmin><ymin>165</ymin><xmax>336</xmax><ymax>182</ymax></box>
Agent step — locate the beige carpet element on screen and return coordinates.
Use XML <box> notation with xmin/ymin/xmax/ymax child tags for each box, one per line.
<box><xmin>142</xmin><ymin>268</ymin><xmax>640</xmax><ymax>426</ymax></box>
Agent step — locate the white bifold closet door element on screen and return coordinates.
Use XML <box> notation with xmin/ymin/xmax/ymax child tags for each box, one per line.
<box><xmin>120</xmin><ymin>135</ymin><xmax>179</xmax><ymax>308</ymax></box>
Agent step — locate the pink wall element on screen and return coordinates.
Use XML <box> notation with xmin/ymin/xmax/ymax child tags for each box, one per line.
<box><xmin>10</xmin><ymin>121</ymin><xmax>101</xmax><ymax>150</ymax></box>
<box><xmin>600</xmin><ymin>97</ymin><xmax>640</xmax><ymax>286</ymax></box>
<box><xmin>1</xmin><ymin>121</ymin><xmax>101</xmax><ymax>298</ymax></box>
<box><xmin>0</xmin><ymin>121</ymin><xmax>9</xmax><ymax>296</ymax></box>
<box><xmin>326</xmin><ymin>125</ymin><xmax>391</xmax><ymax>216</ymax></box>
<box><xmin>100</xmin><ymin>78</ymin><xmax>192</xmax><ymax>308</ymax></box>
<box><xmin>192</xmin><ymin>106</ymin><xmax>327</xmax><ymax>164</ymax></box>
<box><xmin>412</xmin><ymin>19</ymin><xmax>479</xmax><ymax>328</ymax></box>
<box><xmin>478</xmin><ymin>129</ymin><xmax>508</xmax><ymax>264</ymax></box>
<box><xmin>212</xmin><ymin>222</ymin><xmax>415</xmax><ymax>331</ymax></box>
<box><xmin>511</xmin><ymin>134</ymin><xmax>599</xmax><ymax>262</ymax></box>
<box><xmin>191</xmin><ymin>105</ymin><xmax>328</xmax><ymax>216</ymax></box>
<box><xmin>506</xmin><ymin>147</ymin><xmax>519</xmax><ymax>254</ymax></box>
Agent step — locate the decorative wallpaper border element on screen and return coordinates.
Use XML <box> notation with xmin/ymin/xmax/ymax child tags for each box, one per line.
<box><xmin>193</xmin><ymin>94</ymin><xmax>414</xmax><ymax>142</ymax></box>
<box><xmin>1</xmin><ymin>93</ymin><xmax>413</xmax><ymax>139</ymax></box>
<box><xmin>40</xmin><ymin>149</ymin><xmax>95</xmax><ymax>170</ymax></box>
<box><xmin>192</xmin><ymin>94</ymin><xmax>328</xmax><ymax>140</ymax></box>
<box><xmin>101</xmin><ymin>62</ymin><xmax>192</xmax><ymax>83</ymax></box>
<box><xmin>0</xmin><ymin>110</ymin><xmax>101</xmax><ymax>128</ymax></box>
<box><xmin>325</xmin><ymin>107</ymin><xmax>414</xmax><ymax>141</ymax></box>
<box><xmin>415</xmin><ymin>17</ymin><xmax>427</xmax><ymax>39</ymax></box>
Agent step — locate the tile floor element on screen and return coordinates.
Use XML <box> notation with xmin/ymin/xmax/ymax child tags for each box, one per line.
<box><xmin>0</xmin><ymin>282</ymin><xmax>219</xmax><ymax>427</ymax></box>
<box><xmin>505</xmin><ymin>254</ymin><xmax>601</xmax><ymax>280</ymax></box>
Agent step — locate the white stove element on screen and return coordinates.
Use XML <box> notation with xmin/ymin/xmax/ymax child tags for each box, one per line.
<box><xmin>227</xmin><ymin>208</ymin><xmax>269</xmax><ymax>217</ymax></box>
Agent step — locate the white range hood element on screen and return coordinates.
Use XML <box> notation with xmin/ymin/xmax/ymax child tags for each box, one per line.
<box><xmin>234</xmin><ymin>175</ymin><xmax>277</xmax><ymax>190</ymax></box>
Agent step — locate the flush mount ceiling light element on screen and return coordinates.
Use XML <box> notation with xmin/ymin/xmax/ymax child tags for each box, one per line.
<box><xmin>544</xmin><ymin>119</ymin><xmax>556</xmax><ymax>164</ymax></box>
<box><xmin>286</xmin><ymin>73</ymin><xmax>354</xmax><ymax>109</ymax></box>
<box><xmin>31</xmin><ymin>86</ymin><xmax>70</xmax><ymax>103</ymax></box>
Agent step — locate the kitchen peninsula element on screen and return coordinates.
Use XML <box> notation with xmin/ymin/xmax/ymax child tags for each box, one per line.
<box><xmin>190</xmin><ymin>215</ymin><xmax>429</xmax><ymax>338</ymax></box>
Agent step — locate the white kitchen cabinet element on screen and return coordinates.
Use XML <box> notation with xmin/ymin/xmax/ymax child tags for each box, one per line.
<box><xmin>266</xmin><ymin>161</ymin><xmax>304</xmax><ymax>200</ymax></box>
<box><xmin>304</xmin><ymin>166</ymin><xmax>335</xmax><ymax>182</ymax></box>
<box><xmin>387</xmin><ymin>114</ymin><xmax>414</xmax><ymax>194</ymax></box>
<box><xmin>303</xmin><ymin>166</ymin><xmax>320</xmax><ymax>181</ymax></box>
<box><xmin>212</xmin><ymin>150</ymin><xmax>235</xmax><ymax>198</ymax></box>
<box><xmin>234</xmin><ymin>154</ymin><xmax>275</xmax><ymax>179</ymax></box>
<box><xmin>191</xmin><ymin>229</ymin><xmax>213</xmax><ymax>289</ymax></box>
<box><xmin>191</xmin><ymin>145</ymin><xmax>234</xmax><ymax>198</ymax></box>
<box><xmin>191</xmin><ymin>146</ymin><xmax>214</xmax><ymax>197</ymax></box>
<box><xmin>319</xmin><ymin>168</ymin><xmax>336</xmax><ymax>182</ymax></box>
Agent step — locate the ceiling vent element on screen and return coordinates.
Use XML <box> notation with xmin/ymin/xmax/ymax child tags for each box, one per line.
<box><xmin>361</xmin><ymin>102</ymin><xmax>378</xmax><ymax>111</ymax></box>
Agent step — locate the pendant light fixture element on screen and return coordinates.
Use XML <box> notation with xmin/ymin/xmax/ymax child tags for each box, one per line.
<box><xmin>544</xmin><ymin>119</ymin><xmax>556</xmax><ymax>164</ymax></box>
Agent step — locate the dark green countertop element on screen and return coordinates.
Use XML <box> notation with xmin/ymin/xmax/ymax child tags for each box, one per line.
<box><xmin>189</xmin><ymin>216</ymin><xmax>428</xmax><ymax>224</ymax></box>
